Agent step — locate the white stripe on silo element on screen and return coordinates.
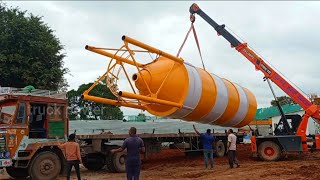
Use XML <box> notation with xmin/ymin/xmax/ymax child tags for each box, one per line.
<box><xmin>199</xmin><ymin>73</ymin><xmax>228</xmax><ymax>124</ymax></box>
<box><xmin>222</xmin><ymin>84</ymin><xmax>249</xmax><ymax>127</ymax></box>
<box><xmin>169</xmin><ymin>62</ymin><xmax>202</xmax><ymax>118</ymax></box>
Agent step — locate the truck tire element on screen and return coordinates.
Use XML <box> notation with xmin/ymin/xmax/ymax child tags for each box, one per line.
<box><xmin>28</xmin><ymin>151</ymin><xmax>61</xmax><ymax>180</ymax></box>
<box><xmin>6</xmin><ymin>167</ymin><xmax>29</xmax><ymax>178</ymax></box>
<box><xmin>83</xmin><ymin>154</ymin><xmax>105</xmax><ymax>171</ymax></box>
<box><xmin>258</xmin><ymin>141</ymin><xmax>281</xmax><ymax>161</ymax></box>
<box><xmin>106</xmin><ymin>151</ymin><xmax>126</xmax><ymax>173</ymax></box>
<box><xmin>215</xmin><ymin>141</ymin><xmax>226</xmax><ymax>157</ymax></box>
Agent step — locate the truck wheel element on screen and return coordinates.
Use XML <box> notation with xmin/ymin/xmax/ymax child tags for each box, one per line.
<box><xmin>29</xmin><ymin>151</ymin><xmax>61</xmax><ymax>180</ymax></box>
<box><xmin>83</xmin><ymin>154</ymin><xmax>105</xmax><ymax>171</ymax></box>
<box><xmin>6</xmin><ymin>167</ymin><xmax>29</xmax><ymax>178</ymax></box>
<box><xmin>215</xmin><ymin>141</ymin><xmax>226</xmax><ymax>157</ymax></box>
<box><xmin>106</xmin><ymin>151</ymin><xmax>126</xmax><ymax>173</ymax></box>
<box><xmin>258</xmin><ymin>141</ymin><xmax>281</xmax><ymax>161</ymax></box>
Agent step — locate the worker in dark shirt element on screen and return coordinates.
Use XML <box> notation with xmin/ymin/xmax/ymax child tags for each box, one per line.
<box><xmin>111</xmin><ymin>127</ymin><xmax>145</xmax><ymax>180</ymax></box>
<box><xmin>193</xmin><ymin>124</ymin><xmax>215</xmax><ymax>169</ymax></box>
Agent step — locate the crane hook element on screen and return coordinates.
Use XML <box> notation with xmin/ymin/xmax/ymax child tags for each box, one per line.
<box><xmin>190</xmin><ymin>14</ymin><xmax>195</xmax><ymax>23</ymax></box>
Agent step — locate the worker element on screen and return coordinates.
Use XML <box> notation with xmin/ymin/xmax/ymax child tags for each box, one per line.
<box><xmin>193</xmin><ymin>124</ymin><xmax>215</xmax><ymax>169</ymax></box>
<box><xmin>227</xmin><ymin>129</ymin><xmax>240</xmax><ymax>168</ymax></box>
<box><xmin>56</xmin><ymin>134</ymin><xmax>81</xmax><ymax>180</ymax></box>
<box><xmin>111</xmin><ymin>127</ymin><xmax>145</xmax><ymax>180</ymax></box>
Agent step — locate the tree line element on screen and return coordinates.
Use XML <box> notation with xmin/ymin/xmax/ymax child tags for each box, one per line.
<box><xmin>67</xmin><ymin>82</ymin><xmax>123</xmax><ymax>120</ymax></box>
<box><xmin>0</xmin><ymin>3</ymin><xmax>123</xmax><ymax>120</ymax></box>
<box><xmin>0</xmin><ymin>3</ymin><xmax>68</xmax><ymax>91</ymax></box>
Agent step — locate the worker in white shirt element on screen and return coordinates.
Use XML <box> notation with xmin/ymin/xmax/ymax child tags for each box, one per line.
<box><xmin>227</xmin><ymin>129</ymin><xmax>240</xmax><ymax>168</ymax></box>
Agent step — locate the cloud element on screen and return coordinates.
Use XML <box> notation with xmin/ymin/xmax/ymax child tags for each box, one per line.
<box><xmin>5</xmin><ymin>1</ymin><xmax>320</xmax><ymax>116</ymax></box>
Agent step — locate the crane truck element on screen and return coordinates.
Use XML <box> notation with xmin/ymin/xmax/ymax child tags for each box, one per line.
<box><xmin>189</xmin><ymin>3</ymin><xmax>320</xmax><ymax>161</ymax></box>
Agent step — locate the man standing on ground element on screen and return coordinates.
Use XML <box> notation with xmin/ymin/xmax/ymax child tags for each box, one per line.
<box><xmin>227</xmin><ymin>129</ymin><xmax>240</xmax><ymax>168</ymax></box>
<box><xmin>193</xmin><ymin>124</ymin><xmax>215</xmax><ymax>169</ymax></box>
<box><xmin>56</xmin><ymin>133</ymin><xmax>82</xmax><ymax>180</ymax></box>
<box><xmin>111</xmin><ymin>127</ymin><xmax>145</xmax><ymax>180</ymax></box>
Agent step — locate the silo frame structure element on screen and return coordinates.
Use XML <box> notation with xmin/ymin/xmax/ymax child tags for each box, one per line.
<box><xmin>82</xmin><ymin>35</ymin><xmax>257</xmax><ymax>128</ymax></box>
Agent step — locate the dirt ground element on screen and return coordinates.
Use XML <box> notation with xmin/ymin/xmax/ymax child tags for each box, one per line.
<box><xmin>1</xmin><ymin>144</ymin><xmax>320</xmax><ymax>180</ymax></box>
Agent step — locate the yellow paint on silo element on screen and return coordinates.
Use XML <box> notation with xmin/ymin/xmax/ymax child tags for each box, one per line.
<box><xmin>184</xmin><ymin>68</ymin><xmax>216</xmax><ymax>120</ymax></box>
<box><xmin>212</xmin><ymin>79</ymin><xmax>240</xmax><ymax>125</ymax></box>
<box><xmin>134</xmin><ymin>57</ymin><xmax>189</xmax><ymax>117</ymax></box>
<box><xmin>133</xmin><ymin>56</ymin><xmax>257</xmax><ymax>128</ymax></box>
<box><xmin>234</xmin><ymin>88</ymin><xmax>257</xmax><ymax>128</ymax></box>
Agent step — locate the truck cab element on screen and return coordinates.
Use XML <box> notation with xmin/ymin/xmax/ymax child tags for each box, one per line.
<box><xmin>0</xmin><ymin>87</ymin><xmax>68</xmax><ymax>179</ymax></box>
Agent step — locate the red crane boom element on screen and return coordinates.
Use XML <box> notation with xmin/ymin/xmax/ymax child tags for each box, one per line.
<box><xmin>189</xmin><ymin>3</ymin><xmax>320</xmax><ymax>152</ymax></box>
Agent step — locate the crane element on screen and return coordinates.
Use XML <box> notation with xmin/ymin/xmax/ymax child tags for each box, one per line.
<box><xmin>189</xmin><ymin>3</ymin><xmax>320</xmax><ymax>161</ymax></box>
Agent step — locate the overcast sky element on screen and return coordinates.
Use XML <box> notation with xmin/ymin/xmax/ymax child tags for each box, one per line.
<box><xmin>4</xmin><ymin>1</ymin><xmax>320</xmax><ymax>115</ymax></box>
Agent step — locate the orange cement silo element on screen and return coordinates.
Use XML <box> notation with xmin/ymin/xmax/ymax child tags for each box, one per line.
<box><xmin>82</xmin><ymin>35</ymin><xmax>257</xmax><ymax>128</ymax></box>
<box><xmin>131</xmin><ymin>56</ymin><xmax>257</xmax><ymax>128</ymax></box>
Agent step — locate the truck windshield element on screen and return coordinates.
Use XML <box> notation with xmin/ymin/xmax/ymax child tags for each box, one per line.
<box><xmin>0</xmin><ymin>105</ymin><xmax>16</xmax><ymax>124</ymax></box>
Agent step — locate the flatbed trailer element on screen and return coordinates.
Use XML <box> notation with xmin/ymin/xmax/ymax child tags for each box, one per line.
<box><xmin>76</xmin><ymin>131</ymin><xmax>247</xmax><ymax>172</ymax></box>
